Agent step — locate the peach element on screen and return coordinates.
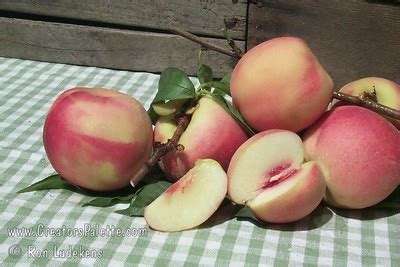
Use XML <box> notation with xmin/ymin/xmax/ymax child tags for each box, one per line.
<box><xmin>336</xmin><ymin>77</ymin><xmax>400</xmax><ymax>129</ymax></box>
<box><xmin>152</xmin><ymin>99</ymin><xmax>186</xmax><ymax>116</ymax></box>
<box><xmin>144</xmin><ymin>159</ymin><xmax>227</xmax><ymax>232</ymax></box>
<box><xmin>231</xmin><ymin>36</ymin><xmax>333</xmax><ymax>132</ymax></box>
<box><xmin>303</xmin><ymin>105</ymin><xmax>400</xmax><ymax>208</ymax></box>
<box><xmin>43</xmin><ymin>87</ymin><xmax>153</xmax><ymax>191</ymax></box>
<box><xmin>154</xmin><ymin>96</ymin><xmax>248</xmax><ymax>181</ymax></box>
<box><xmin>228</xmin><ymin>130</ymin><xmax>326</xmax><ymax>223</ymax></box>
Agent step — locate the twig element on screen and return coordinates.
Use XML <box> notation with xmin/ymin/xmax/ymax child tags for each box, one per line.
<box><xmin>332</xmin><ymin>91</ymin><xmax>400</xmax><ymax>120</ymax></box>
<box><xmin>222</xmin><ymin>28</ymin><xmax>244</xmax><ymax>58</ymax></box>
<box><xmin>130</xmin><ymin>114</ymin><xmax>190</xmax><ymax>187</ymax></box>
<box><xmin>168</xmin><ymin>27</ymin><xmax>240</xmax><ymax>59</ymax></box>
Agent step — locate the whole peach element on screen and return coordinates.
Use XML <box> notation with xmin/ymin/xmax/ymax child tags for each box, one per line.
<box><xmin>231</xmin><ymin>36</ymin><xmax>333</xmax><ymax>132</ymax></box>
<box><xmin>43</xmin><ymin>87</ymin><xmax>153</xmax><ymax>191</ymax></box>
<box><xmin>154</xmin><ymin>96</ymin><xmax>248</xmax><ymax>181</ymax></box>
<box><xmin>303</xmin><ymin>105</ymin><xmax>400</xmax><ymax>208</ymax></box>
<box><xmin>336</xmin><ymin>77</ymin><xmax>400</xmax><ymax>129</ymax></box>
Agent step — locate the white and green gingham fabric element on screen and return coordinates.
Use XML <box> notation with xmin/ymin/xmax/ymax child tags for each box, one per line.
<box><xmin>0</xmin><ymin>57</ymin><xmax>399</xmax><ymax>266</ymax></box>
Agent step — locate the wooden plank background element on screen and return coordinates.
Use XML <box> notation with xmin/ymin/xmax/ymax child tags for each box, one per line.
<box><xmin>0</xmin><ymin>0</ymin><xmax>399</xmax><ymax>83</ymax></box>
<box><xmin>0</xmin><ymin>17</ymin><xmax>243</xmax><ymax>77</ymax></box>
<box><xmin>0</xmin><ymin>0</ymin><xmax>247</xmax><ymax>40</ymax></box>
<box><xmin>248</xmin><ymin>0</ymin><xmax>400</xmax><ymax>87</ymax></box>
<box><xmin>0</xmin><ymin>0</ymin><xmax>247</xmax><ymax>77</ymax></box>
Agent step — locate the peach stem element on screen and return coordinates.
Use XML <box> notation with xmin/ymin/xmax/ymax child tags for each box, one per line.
<box><xmin>332</xmin><ymin>91</ymin><xmax>400</xmax><ymax>120</ymax></box>
<box><xmin>130</xmin><ymin>114</ymin><xmax>190</xmax><ymax>187</ymax></box>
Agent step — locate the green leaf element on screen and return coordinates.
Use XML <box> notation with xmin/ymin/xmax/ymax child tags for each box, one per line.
<box><xmin>202</xmin><ymin>72</ymin><xmax>232</xmax><ymax>96</ymax></box>
<box><xmin>115</xmin><ymin>203</ymin><xmax>144</xmax><ymax>217</ymax></box>
<box><xmin>18</xmin><ymin>166</ymin><xmax>170</xmax><ymax>215</ymax></box>
<box><xmin>220</xmin><ymin>72</ymin><xmax>232</xmax><ymax>86</ymax></box>
<box><xmin>233</xmin><ymin>206</ymin><xmax>266</xmax><ymax>227</ymax></box>
<box><xmin>234</xmin><ymin>206</ymin><xmax>271</xmax><ymax>228</ymax></box>
<box><xmin>19</xmin><ymin>173</ymin><xmax>150</xmax><ymax>200</ymax></box>
<box><xmin>147</xmin><ymin>105</ymin><xmax>159</xmax><ymax>125</ymax></box>
<box><xmin>133</xmin><ymin>180</ymin><xmax>171</xmax><ymax>206</ymax></box>
<box><xmin>148</xmin><ymin>67</ymin><xmax>196</xmax><ymax>124</ymax></box>
<box><xmin>197</xmin><ymin>64</ymin><xmax>213</xmax><ymax>84</ymax></box>
<box><xmin>210</xmin><ymin>94</ymin><xmax>255</xmax><ymax>136</ymax></box>
<box><xmin>207</xmin><ymin>81</ymin><xmax>230</xmax><ymax>96</ymax></box>
<box><xmin>80</xmin><ymin>166</ymin><xmax>167</xmax><ymax>208</ymax></box>
<box><xmin>115</xmin><ymin>180</ymin><xmax>172</xmax><ymax>217</ymax></box>
<box><xmin>235</xmin><ymin>206</ymin><xmax>257</xmax><ymax>220</ymax></box>
<box><xmin>217</xmin><ymin>72</ymin><xmax>232</xmax><ymax>96</ymax></box>
<box><xmin>18</xmin><ymin>173</ymin><xmax>138</xmax><ymax>196</ymax></box>
<box><xmin>114</xmin><ymin>193</ymin><xmax>145</xmax><ymax>217</ymax></box>
<box><xmin>153</xmin><ymin>68</ymin><xmax>196</xmax><ymax>103</ymax></box>
<box><xmin>82</xmin><ymin>195</ymin><xmax>134</xmax><ymax>208</ymax></box>
<box><xmin>18</xmin><ymin>174</ymin><xmax>83</xmax><ymax>194</ymax></box>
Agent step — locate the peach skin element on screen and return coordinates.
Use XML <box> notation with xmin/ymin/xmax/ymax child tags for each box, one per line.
<box><xmin>154</xmin><ymin>96</ymin><xmax>248</xmax><ymax>181</ymax></box>
<box><xmin>303</xmin><ymin>105</ymin><xmax>400</xmax><ymax>208</ymax></box>
<box><xmin>43</xmin><ymin>87</ymin><xmax>153</xmax><ymax>191</ymax></box>
<box><xmin>336</xmin><ymin>77</ymin><xmax>400</xmax><ymax>129</ymax></box>
<box><xmin>231</xmin><ymin>36</ymin><xmax>333</xmax><ymax>133</ymax></box>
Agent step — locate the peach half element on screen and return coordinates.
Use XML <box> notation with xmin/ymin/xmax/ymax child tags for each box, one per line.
<box><xmin>228</xmin><ymin>130</ymin><xmax>326</xmax><ymax>223</ymax></box>
<box><xmin>144</xmin><ymin>159</ymin><xmax>227</xmax><ymax>232</ymax></box>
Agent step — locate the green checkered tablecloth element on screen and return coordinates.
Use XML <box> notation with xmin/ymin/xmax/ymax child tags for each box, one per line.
<box><xmin>1</xmin><ymin>57</ymin><xmax>399</xmax><ymax>266</ymax></box>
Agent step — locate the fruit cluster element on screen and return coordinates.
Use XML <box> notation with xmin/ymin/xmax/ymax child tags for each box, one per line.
<box><xmin>43</xmin><ymin>37</ymin><xmax>400</xmax><ymax>232</ymax></box>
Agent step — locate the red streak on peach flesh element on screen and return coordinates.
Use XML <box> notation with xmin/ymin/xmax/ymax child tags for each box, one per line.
<box><xmin>165</xmin><ymin>181</ymin><xmax>180</xmax><ymax>195</ymax></box>
<box><xmin>165</xmin><ymin>175</ymin><xmax>194</xmax><ymax>195</ymax></box>
<box><xmin>268</xmin><ymin>163</ymin><xmax>291</xmax><ymax>177</ymax></box>
<box><xmin>263</xmin><ymin>169</ymin><xmax>298</xmax><ymax>189</ymax></box>
<box><xmin>262</xmin><ymin>163</ymin><xmax>298</xmax><ymax>189</ymax></box>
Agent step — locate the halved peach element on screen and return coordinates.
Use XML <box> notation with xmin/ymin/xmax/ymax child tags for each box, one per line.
<box><xmin>228</xmin><ymin>130</ymin><xmax>326</xmax><ymax>223</ymax></box>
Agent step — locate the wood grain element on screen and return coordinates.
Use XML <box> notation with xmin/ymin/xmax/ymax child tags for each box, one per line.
<box><xmin>248</xmin><ymin>0</ymin><xmax>400</xmax><ymax>87</ymax></box>
<box><xmin>0</xmin><ymin>18</ymin><xmax>243</xmax><ymax>77</ymax></box>
<box><xmin>0</xmin><ymin>0</ymin><xmax>247</xmax><ymax>40</ymax></box>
